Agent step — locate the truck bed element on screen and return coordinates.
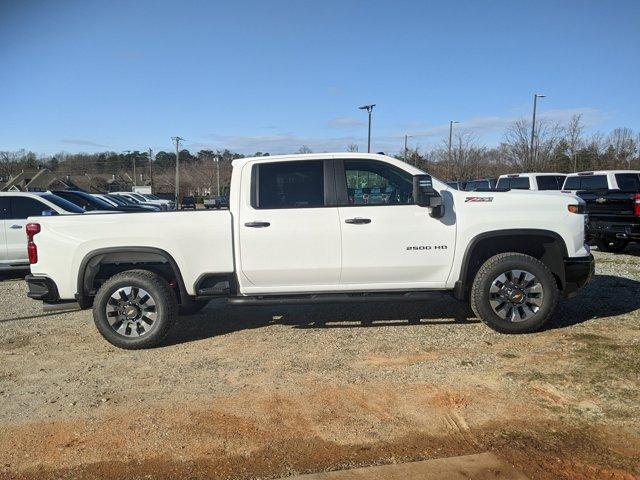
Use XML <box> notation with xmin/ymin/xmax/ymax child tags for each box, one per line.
<box><xmin>29</xmin><ymin>210</ymin><xmax>234</xmax><ymax>299</ymax></box>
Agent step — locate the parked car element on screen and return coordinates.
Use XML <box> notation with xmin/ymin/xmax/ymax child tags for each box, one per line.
<box><xmin>204</xmin><ymin>196</ymin><xmax>229</xmax><ymax>209</ymax></box>
<box><xmin>0</xmin><ymin>191</ymin><xmax>85</xmax><ymax>270</ymax></box>
<box><xmin>140</xmin><ymin>193</ymin><xmax>175</xmax><ymax>210</ymax></box>
<box><xmin>180</xmin><ymin>196</ymin><xmax>196</xmax><ymax>210</ymax></box>
<box><xmin>561</xmin><ymin>170</ymin><xmax>640</xmax><ymax>193</ymax></box>
<box><xmin>111</xmin><ymin>192</ymin><xmax>164</xmax><ymax>210</ymax></box>
<box><xmin>465</xmin><ymin>179</ymin><xmax>498</xmax><ymax>191</ymax></box>
<box><xmin>52</xmin><ymin>190</ymin><xmax>123</xmax><ymax>212</ymax></box>
<box><xmin>110</xmin><ymin>193</ymin><xmax>163</xmax><ymax>211</ymax></box>
<box><xmin>93</xmin><ymin>194</ymin><xmax>159</xmax><ymax>212</ymax></box>
<box><xmin>573</xmin><ymin>171</ymin><xmax>640</xmax><ymax>253</ymax></box>
<box><xmin>25</xmin><ymin>152</ymin><xmax>593</xmax><ymax>349</ymax></box>
<box><xmin>496</xmin><ymin>173</ymin><xmax>567</xmax><ymax>191</ymax></box>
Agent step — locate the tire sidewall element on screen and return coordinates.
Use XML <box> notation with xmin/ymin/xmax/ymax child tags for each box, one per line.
<box><xmin>473</xmin><ymin>255</ymin><xmax>558</xmax><ymax>334</ymax></box>
<box><xmin>93</xmin><ymin>273</ymin><xmax>175</xmax><ymax>348</ymax></box>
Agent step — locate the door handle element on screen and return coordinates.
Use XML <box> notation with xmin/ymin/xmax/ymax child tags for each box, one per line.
<box><xmin>10</xmin><ymin>224</ymin><xmax>22</xmax><ymax>229</ymax></box>
<box><xmin>244</xmin><ymin>221</ymin><xmax>271</xmax><ymax>228</ymax></box>
<box><xmin>344</xmin><ymin>218</ymin><xmax>371</xmax><ymax>224</ymax></box>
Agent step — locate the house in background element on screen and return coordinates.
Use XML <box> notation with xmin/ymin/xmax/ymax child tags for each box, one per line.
<box><xmin>1</xmin><ymin>169</ymin><xmax>83</xmax><ymax>192</ymax></box>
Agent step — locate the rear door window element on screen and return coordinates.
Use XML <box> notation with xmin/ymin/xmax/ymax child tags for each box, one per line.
<box><xmin>253</xmin><ymin>160</ymin><xmax>325</xmax><ymax>209</ymax></box>
<box><xmin>615</xmin><ymin>173</ymin><xmax>640</xmax><ymax>190</ymax></box>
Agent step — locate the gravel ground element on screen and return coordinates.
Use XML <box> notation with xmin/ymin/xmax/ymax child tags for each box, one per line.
<box><xmin>0</xmin><ymin>246</ymin><xmax>639</xmax><ymax>480</ymax></box>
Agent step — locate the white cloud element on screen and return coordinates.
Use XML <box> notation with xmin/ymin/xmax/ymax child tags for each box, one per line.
<box><xmin>326</xmin><ymin>116</ymin><xmax>366</xmax><ymax>129</ymax></box>
<box><xmin>60</xmin><ymin>138</ymin><xmax>110</xmax><ymax>149</ymax></box>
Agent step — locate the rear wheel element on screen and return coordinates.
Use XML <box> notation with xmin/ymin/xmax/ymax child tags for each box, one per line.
<box><xmin>470</xmin><ymin>253</ymin><xmax>558</xmax><ymax>334</ymax></box>
<box><xmin>93</xmin><ymin>269</ymin><xmax>177</xmax><ymax>349</ymax></box>
<box><xmin>596</xmin><ymin>237</ymin><xmax>629</xmax><ymax>253</ymax></box>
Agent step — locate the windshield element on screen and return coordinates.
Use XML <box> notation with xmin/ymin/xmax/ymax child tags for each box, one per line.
<box><xmin>108</xmin><ymin>195</ymin><xmax>130</xmax><ymax>205</ymax></box>
<box><xmin>41</xmin><ymin>194</ymin><xmax>85</xmax><ymax>213</ymax></box>
<box><xmin>143</xmin><ymin>194</ymin><xmax>160</xmax><ymax>200</ymax></box>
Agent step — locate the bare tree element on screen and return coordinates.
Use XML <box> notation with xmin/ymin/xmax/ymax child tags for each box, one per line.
<box><xmin>297</xmin><ymin>145</ymin><xmax>312</xmax><ymax>154</ymax></box>
<box><xmin>565</xmin><ymin>114</ymin><xmax>584</xmax><ymax>172</ymax></box>
<box><xmin>346</xmin><ymin>143</ymin><xmax>358</xmax><ymax>152</ymax></box>
<box><xmin>503</xmin><ymin>118</ymin><xmax>563</xmax><ymax>171</ymax></box>
<box><xmin>608</xmin><ymin>127</ymin><xmax>636</xmax><ymax>168</ymax></box>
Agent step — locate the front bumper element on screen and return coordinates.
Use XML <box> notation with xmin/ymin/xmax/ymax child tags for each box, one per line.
<box><xmin>563</xmin><ymin>254</ymin><xmax>595</xmax><ymax>298</ymax></box>
<box><xmin>25</xmin><ymin>275</ymin><xmax>60</xmax><ymax>303</ymax></box>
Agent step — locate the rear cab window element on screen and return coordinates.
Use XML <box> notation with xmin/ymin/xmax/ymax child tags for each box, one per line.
<box><xmin>564</xmin><ymin>175</ymin><xmax>608</xmax><ymax>190</ymax></box>
<box><xmin>536</xmin><ymin>175</ymin><xmax>566</xmax><ymax>190</ymax></box>
<box><xmin>497</xmin><ymin>176</ymin><xmax>530</xmax><ymax>190</ymax></box>
<box><xmin>252</xmin><ymin>160</ymin><xmax>326</xmax><ymax>209</ymax></box>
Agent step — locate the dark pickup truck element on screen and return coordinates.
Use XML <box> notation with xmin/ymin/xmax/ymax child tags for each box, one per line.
<box><xmin>578</xmin><ymin>183</ymin><xmax>640</xmax><ymax>253</ymax></box>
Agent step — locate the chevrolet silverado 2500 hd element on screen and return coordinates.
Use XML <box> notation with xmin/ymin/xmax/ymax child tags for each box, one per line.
<box><xmin>25</xmin><ymin>153</ymin><xmax>594</xmax><ymax>349</ymax></box>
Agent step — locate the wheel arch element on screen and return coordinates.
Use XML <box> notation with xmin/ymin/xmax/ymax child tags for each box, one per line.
<box><xmin>454</xmin><ymin>229</ymin><xmax>568</xmax><ymax>300</ymax></box>
<box><xmin>76</xmin><ymin>247</ymin><xmax>189</xmax><ymax>308</ymax></box>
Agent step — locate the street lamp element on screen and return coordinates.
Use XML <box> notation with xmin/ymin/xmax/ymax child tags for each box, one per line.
<box><xmin>448</xmin><ymin>121</ymin><xmax>459</xmax><ymax>163</ymax></box>
<box><xmin>359</xmin><ymin>104</ymin><xmax>376</xmax><ymax>153</ymax></box>
<box><xmin>403</xmin><ymin>134</ymin><xmax>413</xmax><ymax>163</ymax></box>
<box><xmin>530</xmin><ymin>94</ymin><xmax>546</xmax><ymax>166</ymax></box>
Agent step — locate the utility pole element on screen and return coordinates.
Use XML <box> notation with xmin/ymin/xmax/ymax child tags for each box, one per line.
<box><xmin>403</xmin><ymin>134</ymin><xmax>413</xmax><ymax>163</ymax></box>
<box><xmin>530</xmin><ymin>94</ymin><xmax>546</xmax><ymax>167</ymax></box>
<box><xmin>359</xmin><ymin>104</ymin><xmax>376</xmax><ymax>153</ymax></box>
<box><xmin>122</xmin><ymin>150</ymin><xmax>131</xmax><ymax>189</ymax></box>
<box><xmin>132</xmin><ymin>153</ymin><xmax>137</xmax><ymax>186</ymax></box>
<box><xmin>171</xmin><ymin>136</ymin><xmax>184</xmax><ymax>205</ymax></box>
<box><xmin>148</xmin><ymin>148</ymin><xmax>154</xmax><ymax>192</ymax></box>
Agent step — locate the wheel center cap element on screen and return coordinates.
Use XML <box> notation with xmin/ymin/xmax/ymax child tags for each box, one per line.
<box><xmin>124</xmin><ymin>305</ymin><xmax>139</xmax><ymax>319</ymax></box>
<box><xmin>509</xmin><ymin>290</ymin><xmax>525</xmax><ymax>303</ymax></box>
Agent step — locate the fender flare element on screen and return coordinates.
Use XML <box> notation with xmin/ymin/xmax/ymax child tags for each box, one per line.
<box><xmin>75</xmin><ymin>246</ymin><xmax>189</xmax><ymax>307</ymax></box>
<box><xmin>454</xmin><ymin>228</ymin><xmax>569</xmax><ymax>299</ymax></box>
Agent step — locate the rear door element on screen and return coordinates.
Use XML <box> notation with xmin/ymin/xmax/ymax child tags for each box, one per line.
<box><xmin>237</xmin><ymin>159</ymin><xmax>342</xmax><ymax>292</ymax></box>
<box><xmin>0</xmin><ymin>198</ymin><xmax>9</xmax><ymax>267</ymax></box>
<box><xmin>336</xmin><ymin>158</ymin><xmax>456</xmax><ymax>288</ymax></box>
<box><xmin>5</xmin><ymin>196</ymin><xmax>50</xmax><ymax>263</ymax></box>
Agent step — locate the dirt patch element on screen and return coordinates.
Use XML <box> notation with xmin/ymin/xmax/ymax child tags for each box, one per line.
<box><xmin>1</xmin><ymin>249</ymin><xmax>639</xmax><ymax>479</ymax></box>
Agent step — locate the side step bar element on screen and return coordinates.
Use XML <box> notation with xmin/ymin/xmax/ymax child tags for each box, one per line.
<box><xmin>227</xmin><ymin>291</ymin><xmax>447</xmax><ymax>306</ymax></box>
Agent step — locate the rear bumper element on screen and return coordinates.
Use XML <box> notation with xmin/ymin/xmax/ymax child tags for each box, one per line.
<box><xmin>587</xmin><ymin>221</ymin><xmax>640</xmax><ymax>240</ymax></box>
<box><xmin>25</xmin><ymin>275</ymin><xmax>60</xmax><ymax>303</ymax></box>
<box><xmin>563</xmin><ymin>254</ymin><xmax>595</xmax><ymax>298</ymax></box>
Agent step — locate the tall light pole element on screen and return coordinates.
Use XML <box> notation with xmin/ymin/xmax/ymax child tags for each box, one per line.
<box><xmin>448</xmin><ymin>121</ymin><xmax>459</xmax><ymax>163</ymax></box>
<box><xmin>122</xmin><ymin>150</ymin><xmax>131</xmax><ymax>188</ymax></box>
<box><xmin>171</xmin><ymin>136</ymin><xmax>184</xmax><ymax>205</ymax></box>
<box><xmin>359</xmin><ymin>104</ymin><xmax>376</xmax><ymax>153</ymax></box>
<box><xmin>530</xmin><ymin>94</ymin><xmax>546</xmax><ymax>167</ymax></box>
<box><xmin>215</xmin><ymin>155</ymin><xmax>220</xmax><ymax>196</ymax></box>
<box><xmin>403</xmin><ymin>134</ymin><xmax>413</xmax><ymax>163</ymax></box>
<box><xmin>148</xmin><ymin>148</ymin><xmax>154</xmax><ymax>192</ymax></box>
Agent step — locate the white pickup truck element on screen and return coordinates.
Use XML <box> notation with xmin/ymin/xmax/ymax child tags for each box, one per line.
<box><xmin>25</xmin><ymin>153</ymin><xmax>594</xmax><ymax>349</ymax></box>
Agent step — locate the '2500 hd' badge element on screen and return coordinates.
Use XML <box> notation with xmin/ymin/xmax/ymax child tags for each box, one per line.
<box><xmin>465</xmin><ymin>196</ymin><xmax>493</xmax><ymax>202</ymax></box>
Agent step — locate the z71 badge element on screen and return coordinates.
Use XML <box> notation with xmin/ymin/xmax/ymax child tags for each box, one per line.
<box><xmin>465</xmin><ymin>196</ymin><xmax>493</xmax><ymax>202</ymax></box>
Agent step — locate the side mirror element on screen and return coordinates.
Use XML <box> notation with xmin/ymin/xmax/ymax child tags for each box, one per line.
<box><xmin>413</xmin><ymin>175</ymin><xmax>445</xmax><ymax>218</ymax></box>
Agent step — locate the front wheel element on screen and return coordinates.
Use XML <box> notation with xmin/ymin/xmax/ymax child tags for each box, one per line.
<box><xmin>470</xmin><ymin>253</ymin><xmax>559</xmax><ymax>334</ymax></box>
<box><xmin>93</xmin><ymin>269</ymin><xmax>177</xmax><ymax>349</ymax></box>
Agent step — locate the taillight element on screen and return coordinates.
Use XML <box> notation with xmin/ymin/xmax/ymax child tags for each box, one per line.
<box><xmin>26</xmin><ymin>223</ymin><xmax>40</xmax><ymax>264</ymax></box>
<box><xmin>635</xmin><ymin>193</ymin><xmax>640</xmax><ymax>218</ymax></box>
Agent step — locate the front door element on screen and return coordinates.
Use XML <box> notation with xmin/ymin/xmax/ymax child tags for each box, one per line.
<box><xmin>238</xmin><ymin>159</ymin><xmax>342</xmax><ymax>293</ymax></box>
<box><xmin>337</xmin><ymin>159</ymin><xmax>456</xmax><ymax>289</ymax></box>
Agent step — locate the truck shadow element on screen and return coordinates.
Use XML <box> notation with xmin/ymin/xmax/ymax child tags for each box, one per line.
<box><xmin>163</xmin><ymin>274</ymin><xmax>640</xmax><ymax>347</ymax></box>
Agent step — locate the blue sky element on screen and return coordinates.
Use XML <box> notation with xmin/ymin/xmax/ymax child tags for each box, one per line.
<box><xmin>1</xmin><ymin>0</ymin><xmax>639</xmax><ymax>155</ymax></box>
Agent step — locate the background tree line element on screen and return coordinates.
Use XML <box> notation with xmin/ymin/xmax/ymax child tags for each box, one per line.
<box><xmin>1</xmin><ymin>115</ymin><xmax>639</xmax><ymax>194</ymax></box>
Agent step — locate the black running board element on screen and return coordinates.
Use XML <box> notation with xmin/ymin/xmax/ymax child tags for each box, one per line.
<box><xmin>227</xmin><ymin>290</ymin><xmax>448</xmax><ymax>306</ymax></box>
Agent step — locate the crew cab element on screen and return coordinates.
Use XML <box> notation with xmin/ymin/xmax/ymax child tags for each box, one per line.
<box><xmin>497</xmin><ymin>173</ymin><xmax>567</xmax><ymax>191</ymax></box>
<box><xmin>570</xmin><ymin>171</ymin><xmax>640</xmax><ymax>253</ymax></box>
<box><xmin>25</xmin><ymin>153</ymin><xmax>594</xmax><ymax>349</ymax></box>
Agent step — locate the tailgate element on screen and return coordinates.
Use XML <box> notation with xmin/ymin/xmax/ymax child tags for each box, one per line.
<box><xmin>577</xmin><ymin>190</ymin><xmax>636</xmax><ymax>219</ymax></box>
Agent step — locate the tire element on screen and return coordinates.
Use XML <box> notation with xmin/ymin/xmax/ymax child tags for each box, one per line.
<box><xmin>596</xmin><ymin>237</ymin><xmax>628</xmax><ymax>253</ymax></box>
<box><xmin>470</xmin><ymin>253</ymin><xmax>559</xmax><ymax>334</ymax></box>
<box><xmin>179</xmin><ymin>299</ymin><xmax>209</xmax><ymax>316</ymax></box>
<box><xmin>93</xmin><ymin>269</ymin><xmax>177</xmax><ymax>349</ymax></box>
